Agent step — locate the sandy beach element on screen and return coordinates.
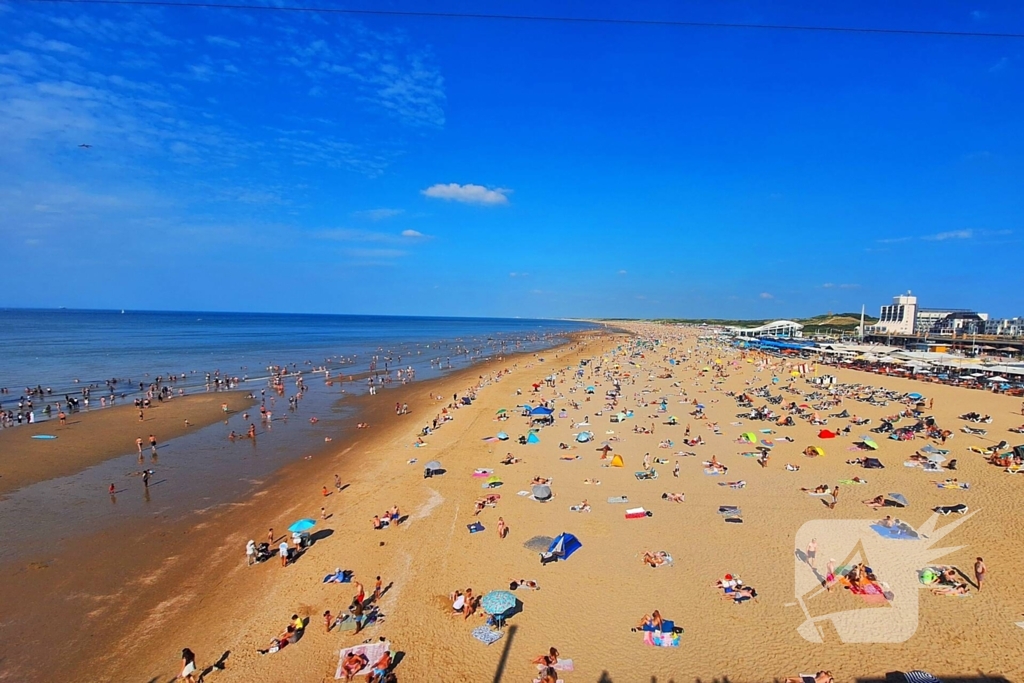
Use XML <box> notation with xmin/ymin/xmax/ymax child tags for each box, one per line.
<box><xmin>3</xmin><ymin>324</ymin><xmax>1023</xmax><ymax>682</ymax></box>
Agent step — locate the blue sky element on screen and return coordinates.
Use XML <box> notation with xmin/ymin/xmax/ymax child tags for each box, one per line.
<box><xmin>1</xmin><ymin>1</ymin><xmax>1022</xmax><ymax>319</ymax></box>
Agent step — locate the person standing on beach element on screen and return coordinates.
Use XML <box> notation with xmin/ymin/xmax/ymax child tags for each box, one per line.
<box><xmin>673</xmin><ymin>461</ymin><xmax>680</xmax><ymax>478</ymax></box>
<box><xmin>497</xmin><ymin>517</ymin><xmax>507</xmax><ymax>539</ymax></box>
<box><xmin>830</xmin><ymin>485</ymin><xmax>840</xmax><ymax>509</ymax></box>
<box><xmin>136</xmin><ymin>437</ymin><xmax>143</xmax><ymax>455</ymax></box>
<box><xmin>806</xmin><ymin>539</ymin><xmax>818</xmax><ymax>568</ymax></box>
<box><xmin>142</xmin><ymin>470</ymin><xmax>151</xmax><ymax>488</ymax></box>
<box><xmin>374</xmin><ymin>575</ymin><xmax>382</xmax><ymax>602</ymax></box>
<box><xmin>975</xmin><ymin>557</ymin><xmax>986</xmax><ymax>590</ymax></box>
<box><xmin>177</xmin><ymin>648</ymin><xmax>197</xmax><ymax>683</ymax></box>
<box><xmin>279</xmin><ymin>540</ymin><xmax>290</xmax><ymax>567</ymax></box>
<box><xmin>149</xmin><ymin>434</ymin><xmax>157</xmax><ymax>455</ymax></box>
<box><xmin>335</xmin><ymin>474</ymin><xmax>343</xmax><ymax>492</ymax></box>
<box><xmin>268</xmin><ymin>528</ymin><xmax>274</xmax><ymax>544</ymax></box>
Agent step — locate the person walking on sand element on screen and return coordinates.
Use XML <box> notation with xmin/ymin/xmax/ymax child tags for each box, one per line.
<box><xmin>178</xmin><ymin>647</ymin><xmax>197</xmax><ymax>683</ymax></box>
<box><xmin>830</xmin><ymin>485</ymin><xmax>841</xmax><ymax>510</ymax></box>
<box><xmin>149</xmin><ymin>434</ymin><xmax>157</xmax><ymax>455</ymax></box>
<box><xmin>279</xmin><ymin>540</ymin><xmax>289</xmax><ymax>567</ymax></box>
<box><xmin>142</xmin><ymin>469</ymin><xmax>151</xmax><ymax>488</ymax></box>
<box><xmin>975</xmin><ymin>557</ymin><xmax>987</xmax><ymax>590</ymax></box>
<box><xmin>806</xmin><ymin>539</ymin><xmax>818</xmax><ymax>568</ymax></box>
<box><xmin>497</xmin><ymin>517</ymin><xmax>507</xmax><ymax>539</ymax></box>
<box><xmin>673</xmin><ymin>460</ymin><xmax>680</xmax><ymax>478</ymax></box>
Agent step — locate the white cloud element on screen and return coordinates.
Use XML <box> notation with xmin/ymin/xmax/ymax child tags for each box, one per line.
<box><xmin>925</xmin><ymin>230</ymin><xmax>973</xmax><ymax>241</ymax></box>
<box><xmin>617</xmin><ymin>269</ymin><xmax>627</xmax><ymax>275</ymax></box>
<box><xmin>401</xmin><ymin>229</ymin><xmax>428</xmax><ymax>238</ymax></box>
<box><xmin>205</xmin><ymin>35</ymin><xmax>240</xmax><ymax>48</ymax></box>
<box><xmin>421</xmin><ymin>183</ymin><xmax>510</xmax><ymax>205</ymax></box>
<box><xmin>354</xmin><ymin>208</ymin><xmax>403</xmax><ymax>221</ymax></box>
<box><xmin>838</xmin><ymin>283</ymin><xmax>860</xmax><ymax>289</ymax></box>
<box><xmin>877</xmin><ymin>236</ymin><xmax>912</xmax><ymax>244</ymax></box>
<box><xmin>821</xmin><ymin>283</ymin><xmax>835</xmax><ymax>289</ymax></box>
<box><xmin>759</xmin><ymin>292</ymin><xmax>774</xmax><ymax>299</ymax></box>
<box><xmin>509</xmin><ymin>272</ymin><xmax>529</xmax><ymax>278</ymax></box>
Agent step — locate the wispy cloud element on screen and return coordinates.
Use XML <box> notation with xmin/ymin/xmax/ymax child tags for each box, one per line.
<box><xmin>421</xmin><ymin>183</ymin><xmax>510</xmax><ymax>205</ymax></box>
<box><xmin>400</xmin><ymin>229</ymin><xmax>430</xmax><ymax>239</ymax></box>
<box><xmin>924</xmin><ymin>230</ymin><xmax>973</xmax><ymax>241</ymax></box>
<box><xmin>759</xmin><ymin>292</ymin><xmax>774</xmax><ymax>299</ymax></box>
<box><xmin>354</xmin><ymin>208</ymin><xmax>404</xmax><ymax>221</ymax></box>
<box><xmin>877</xmin><ymin>236</ymin><xmax>913</xmax><ymax>244</ymax></box>
<box><xmin>617</xmin><ymin>269</ymin><xmax>627</xmax><ymax>275</ymax></box>
<box><xmin>205</xmin><ymin>35</ymin><xmax>240</xmax><ymax>48</ymax></box>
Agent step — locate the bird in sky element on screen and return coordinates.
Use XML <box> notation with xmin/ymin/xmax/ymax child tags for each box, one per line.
<box><xmin>78</xmin><ymin>144</ymin><xmax>92</xmax><ymax>149</ymax></box>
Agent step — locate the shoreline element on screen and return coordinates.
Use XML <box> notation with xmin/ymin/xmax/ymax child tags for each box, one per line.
<box><xmin>0</xmin><ymin>329</ymin><xmax>614</xmax><ymax>682</ymax></box>
<box><xmin>0</xmin><ymin>390</ymin><xmax>254</xmax><ymax>496</ymax></box>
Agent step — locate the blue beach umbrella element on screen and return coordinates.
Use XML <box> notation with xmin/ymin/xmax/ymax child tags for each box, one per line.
<box><xmin>480</xmin><ymin>590</ymin><xmax>517</xmax><ymax>615</ymax></box>
<box><xmin>289</xmin><ymin>518</ymin><xmax>316</xmax><ymax>533</ymax></box>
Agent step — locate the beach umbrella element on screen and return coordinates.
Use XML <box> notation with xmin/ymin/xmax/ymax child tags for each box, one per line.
<box><xmin>496</xmin><ymin>408</ymin><xmax>507</xmax><ymax>414</ymax></box>
<box><xmin>740</xmin><ymin>432</ymin><xmax>756</xmax><ymax>443</ymax></box>
<box><xmin>886</xmin><ymin>493</ymin><xmax>908</xmax><ymax>508</ymax></box>
<box><xmin>496</xmin><ymin>431</ymin><xmax>509</xmax><ymax>440</ymax></box>
<box><xmin>480</xmin><ymin>590</ymin><xmax>517</xmax><ymax>615</ymax></box>
<box><xmin>861</xmin><ymin>438</ymin><xmax>879</xmax><ymax>450</ymax></box>
<box><xmin>901</xmin><ymin>672</ymin><xmax>942</xmax><ymax>683</ymax></box>
<box><xmin>424</xmin><ymin>460</ymin><xmax>442</xmax><ymax>471</ymax></box>
<box><xmin>696</xmin><ymin>403</ymin><xmax>705</xmax><ymax>410</ymax></box>
<box><xmin>485</xmin><ymin>475</ymin><xmax>503</xmax><ymax>487</ymax></box>
<box><xmin>907</xmin><ymin>393</ymin><xmax>923</xmax><ymax>400</ymax></box>
<box><xmin>806</xmin><ymin>446</ymin><xmax>825</xmax><ymax>457</ymax></box>
<box><xmin>926</xmin><ymin>453</ymin><xmax>946</xmax><ymax>463</ymax></box>
<box><xmin>532</xmin><ymin>484</ymin><xmax>552</xmax><ymax>500</ymax></box>
<box><xmin>288</xmin><ymin>519</ymin><xmax>316</xmax><ymax>533</ymax></box>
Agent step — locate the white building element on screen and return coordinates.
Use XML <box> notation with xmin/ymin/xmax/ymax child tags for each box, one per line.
<box><xmin>869</xmin><ymin>293</ymin><xmax>917</xmax><ymax>335</ymax></box>
<box><xmin>729</xmin><ymin>320</ymin><xmax>804</xmax><ymax>338</ymax></box>
<box><xmin>985</xmin><ymin>317</ymin><xmax>1024</xmax><ymax>337</ymax></box>
<box><xmin>915</xmin><ymin>308</ymin><xmax>988</xmax><ymax>335</ymax></box>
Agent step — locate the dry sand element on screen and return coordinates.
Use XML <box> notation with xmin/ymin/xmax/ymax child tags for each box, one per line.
<box><xmin>0</xmin><ymin>391</ymin><xmax>253</xmax><ymax>496</ymax></box>
<box><xmin>4</xmin><ymin>325</ymin><xmax>1023</xmax><ymax>683</ymax></box>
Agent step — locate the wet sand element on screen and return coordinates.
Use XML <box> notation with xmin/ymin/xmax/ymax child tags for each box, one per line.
<box><xmin>5</xmin><ymin>325</ymin><xmax>1024</xmax><ymax>682</ymax></box>
<box><xmin>0</xmin><ymin>391</ymin><xmax>253</xmax><ymax>496</ymax></box>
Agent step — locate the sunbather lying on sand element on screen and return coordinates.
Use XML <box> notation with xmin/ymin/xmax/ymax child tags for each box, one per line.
<box><xmin>932</xmin><ymin>582</ymin><xmax>970</xmax><ymax>595</ymax></box>
<box><xmin>531</xmin><ymin>476</ymin><xmax>551</xmax><ymax>485</ymax></box>
<box><xmin>801</xmin><ymin>484</ymin><xmax>831</xmax><ymax>494</ymax></box>
<box><xmin>785</xmin><ymin>671</ymin><xmax>833</xmax><ymax>683</ymax></box>
<box><xmin>863</xmin><ymin>495</ymin><xmax>886</xmax><ymax>508</ymax></box>
<box><xmin>643</xmin><ymin>551</ymin><xmax>670</xmax><ymax>567</ymax></box>
<box><xmin>785</xmin><ymin>464</ymin><xmax>801</xmax><ymax>471</ymax></box>
<box><xmin>500</xmin><ymin>454</ymin><xmax>521</xmax><ymax>465</ymax></box>
<box><xmin>662</xmin><ymin>492</ymin><xmax>685</xmax><ymax>502</ymax></box>
<box><xmin>257</xmin><ymin>625</ymin><xmax>297</xmax><ymax>655</ymax></box>
<box><xmin>509</xmin><ymin>578</ymin><xmax>539</xmax><ymax>590</ymax></box>
<box><xmin>723</xmin><ymin>585</ymin><xmax>757</xmax><ymax>602</ymax></box>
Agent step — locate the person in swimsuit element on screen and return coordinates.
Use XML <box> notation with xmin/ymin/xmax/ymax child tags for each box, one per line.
<box><xmin>177</xmin><ymin>648</ymin><xmax>197</xmax><ymax>682</ymax></box>
<box><xmin>366</xmin><ymin>650</ymin><xmax>391</xmax><ymax>682</ymax></box>
<box><xmin>975</xmin><ymin>557</ymin><xmax>986</xmax><ymax>590</ymax></box>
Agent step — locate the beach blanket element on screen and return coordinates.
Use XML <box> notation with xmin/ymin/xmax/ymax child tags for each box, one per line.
<box><xmin>703</xmin><ymin>468</ymin><xmax>723</xmax><ymax>476</ymax></box>
<box><xmin>473</xmin><ymin>468</ymin><xmax>494</xmax><ymax>477</ymax></box>
<box><xmin>607</xmin><ymin>496</ymin><xmax>629</xmax><ymax>504</ymax></box>
<box><xmin>334</xmin><ymin>641</ymin><xmax>390</xmax><ymax>679</ymax></box>
<box><xmin>936</xmin><ymin>482</ymin><xmax>969</xmax><ymax>490</ymax></box>
<box><xmin>717</xmin><ymin>506</ymin><xmax>741</xmax><ymax>515</ymax></box>
<box><xmin>838</xmin><ymin>479</ymin><xmax>867</xmax><ymax>485</ymax></box>
<box><xmin>643</xmin><ymin>631</ymin><xmax>680</xmax><ymax>647</ymax></box>
<box><xmin>870</xmin><ymin>524</ymin><xmax>920</xmax><ymax>540</ymax></box>
<box><xmin>471</xmin><ymin>626</ymin><xmax>504</xmax><ymax>645</ymax></box>
<box><xmin>467</xmin><ymin>522</ymin><xmax>485</xmax><ymax>533</ymax></box>
<box><xmin>635</xmin><ymin>470</ymin><xmax>658</xmax><ymax>480</ymax></box>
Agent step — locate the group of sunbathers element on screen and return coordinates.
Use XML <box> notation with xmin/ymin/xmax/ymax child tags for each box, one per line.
<box><xmin>339</xmin><ymin>647</ymin><xmax>391</xmax><ymax>682</ymax></box>
<box><xmin>473</xmin><ymin>494</ymin><xmax>500</xmax><ymax>515</ymax></box>
<box><xmin>642</xmin><ymin>550</ymin><xmax>671</xmax><ymax>567</ymax></box>
<box><xmin>371</xmin><ymin>506</ymin><xmax>401</xmax><ymax>530</ymax></box>
<box><xmin>714</xmin><ymin>575</ymin><xmax>757</xmax><ymax>603</ymax></box>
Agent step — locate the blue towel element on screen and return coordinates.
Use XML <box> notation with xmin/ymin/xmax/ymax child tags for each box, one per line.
<box><xmin>472</xmin><ymin>626</ymin><xmax>504</xmax><ymax>645</ymax></box>
<box><xmin>467</xmin><ymin>522</ymin><xmax>485</xmax><ymax>533</ymax></box>
<box><xmin>642</xmin><ymin>619</ymin><xmax>675</xmax><ymax>632</ymax></box>
<box><xmin>870</xmin><ymin>524</ymin><xmax>919</xmax><ymax>540</ymax></box>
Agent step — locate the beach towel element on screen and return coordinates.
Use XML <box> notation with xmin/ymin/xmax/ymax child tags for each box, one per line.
<box><xmin>467</xmin><ymin>522</ymin><xmax>485</xmax><ymax>533</ymax></box>
<box><xmin>471</xmin><ymin>626</ymin><xmax>504</xmax><ymax>645</ymax></box>
<box><xmin>838</xmin><ymin>479</ymin><xmax>867</xmax><ymax>485</ymax></box>
<box><xmin>870</xmin><ymin>524</ymin><xmax>920</xmax><ymax>540</ymax></box>
<box><xmin>334</xmin><ymin>641</ymin><xmax>390</xmax><ymax>679</ymax></box>
<box><xmin>703</xmin><ymin>468</ymin><xmax>723</xmax><ymax>476</ymax></box>
<box><xmin>517</xmin><ymin>490</ymin><xmax>531</xmax><ymax>497</ymax></box>
<box><xmin>936</xmin><ymin>482</ymin><xmax>969</xmax><ymax>490</ymax></box>
<box><xmin>724</xmin><ymin>517</ymin><xmax>744</xmax><ymax>523</ymax></box>
<box><xmin>607</xmin><ymin>496</ymin><xmax>629</xmax><ymax>504</ymax></box>
<box><xmin>643</xmin><ymin>630</ymin><xmax>681</xmax><ymax>647</ymax></box>
<box><xmin>473</xmin><ymin>468</ymin><xmax>494</xmax><ymax>477</ymax></box>
<box><xmin>635</xmin><ymin>470</ymin><xmax>658</xmax><ymax>480</ymax></box>
<box><xmin>323</xmin><ymin>569</ymin><xmax>353</xmax><ymax>583</ymax></box>
<box><xmin>717</xmin><ymin>506</ymin><xmax>740</xmax><ymax>515</ymax></box>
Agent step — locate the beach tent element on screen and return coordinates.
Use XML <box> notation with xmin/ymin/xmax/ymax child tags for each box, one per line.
<box><xmin>546</xmin><ymin>532</ymin><xmax>582</xmax><ymax>560</ymax></box>
<box><xmin>818</xmin><ymin>429</ymin><xmax>837</xmax><ymax>439</ymax></box>
<box><xmin>740</xmin><ymin>432</ymin><xmax>757</xmax><ymax>443</ymax></box>
<box><xmin>805</xmin><ymin>446</ymin><xmax>825</xmax><ymax>457</ymax></box>
<box><xmin>586</xmin><ymin>386</ymin><xmax>595</xmax><ymax>394</ymax></box>
<box><xmin>526</xmin><ymin>432</ymin><xmax>541</xmax><ymax>445</ymax></box>
<box><xmin>496</xmin><ymin>431</ymin><xmax>509</xmax><ymax>441</ymax></box>
<box><xmin>576</xmin><ymin>431</ymin><xmax>592</xmax><ymax>443</ymax></box>
<box><xmin>485</xmin><ymin>475</ymin><xmax>503</xmax><ymax>488</ymax></box>
<box><xmin>530</xmin><ymin>406</ymin><xmax>554</xmax><ymax>416</ymax></box>
<box><xmin>863</xmin><ymin>457</ymin><xmax>884</xmax><ymax>469</ymax></box>
<box><xmin>610</xmin><ymin>454</ymin><xmax>625</xmax><ymax>467</ymax></box>
<box><xmin>858</xmin><ymin>438</ymin><xmax>879</xmax><ymax>450</ymax></box>
<box><xmin>532</xmin><ymin>484</ymin><xmax>553</xmax><ymax>501</ymax></box>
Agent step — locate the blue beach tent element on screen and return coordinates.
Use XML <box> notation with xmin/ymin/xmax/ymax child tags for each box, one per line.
<box><xmin>547</xmin><ymin>532</ymin><xmax>582</xmax><ymax>560</ymax></box>
<box><xmin>526</xmin><ymin>432</ymin><xmax>541</xmax><ymax>444</ymax></box>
